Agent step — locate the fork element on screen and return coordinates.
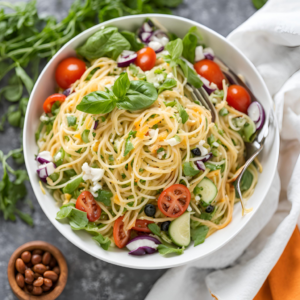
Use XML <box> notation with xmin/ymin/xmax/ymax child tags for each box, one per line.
<box><xmin>187</xmin><ymin>71</ymin><xmax>270</xmax><ymax>215</ymax></box>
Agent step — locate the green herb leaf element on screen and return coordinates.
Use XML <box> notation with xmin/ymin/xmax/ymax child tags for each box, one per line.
<box><xmin>113</xmin><ymin>72</ymin><xmax>130</xmax><ymax>100</ymax></box>
<box><xmin>183</xmin><ymin>162</ymin><xmax>200</xmax><ymax>176</ymax></box>
<box><xmin>124</xmin><ymin>138</ymin><xmax>134</xmax><ymax>156</ymax></box>
<box><xmin>219</xmin><ymin>107</ymin><xmax>229</xmax><ymax>116</ymax></box>
<box><xmin>182</xmin><ymin>28</ymin><xmax>198</xmax><ymax>63</ymax></box>
<box><xmin>177</xmin><ymin>59</ymin><xmax>203</xmax><ymax>88</ymax></box>
<box><xmin>204</xmin><ymin>162</ymin><xmax>223</xmax><ymax>171</ymax></box>
<box><xmin>165</xmin><ymin>39</ymin><xmax>183</xmax><ymax>61</ymax></box>
<box><xmin>129</xmin><ymin>64</ymin><xmax>139</xmax><ymax>77</ymax></box>
<box><xmin>95</xmin><ymin>190</ymin><xmax>113</xmax><ymax>206</ymax></box>
<box><xmin>158</xmin><ymin>78</ymin><xmax>177</xmax><ymax>94</ymax></box>
<box><xmin>234</xmin><ymin>169</ymin><xmax>253</xmax><ymax>198</ymax></box>
<box><xmin>15</xmin><ymin>65</ymin><xmax>33</xmax><ymax>94</ymax></box>
<box><xmin>81</xmin><ymin>129</ymin><xmax>90</xmax><ymax>143</ymax></box>
<box><xmin>157</xmin><ymin>244</ymin><xmax>184</xmax><ymax>255</ymax></box>
<box><xmin>67</xmin><ymin>116</ymin><xmax>77</xmax><ymax>127</ymax></box>
<box><xmin>252</xmin><ymin>0</ymin><xmax>268</xmax><ymax>9</ymax></box>
<box><xmin>148</xmin><ymin>223</ymin><xmax>161</xmax><ymax>236</ymax></box>
<box><xmin>177</xmin><ymin>101</ymin><xmax>189</xmax><ymax>124</ymax></box>
<box><xmin>76</xmin><ymin>91</ymin><xmax>115</xmax><ymax>114</ymax></box>
<box><xmin>62</xmin><ymin>177</ymin><xmax>83</xmax><ymax>194</ymax></box>
<box><xmin>117</xmin><ymin>81</ymin><xmax>158</xmax><ymax>111</ymax></box>
<box><xmin>77</xmin><ymin>27</ymin><xmax>131</xmax><ymax>60</ymax></box>
<box><xmin>54</xmin><ymin>148</ymin><xmax>65</xmax><ymax>167</ymax></box>
<box><xmin>121</xmin><ymin>31</ymin><xmax>144</xmax><ymax>51</ymax></box>
<box><xmin>92</xmin><ymin>233</ymin><xmax>111</xmax><ymax>250</ymax></box>
<box><xmin>191</xmin><ymin>224</ymin><xmax>209</xmax><ymax>246</ymax></box>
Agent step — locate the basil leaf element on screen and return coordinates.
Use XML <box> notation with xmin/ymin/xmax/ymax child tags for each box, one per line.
<box><xmin>92</xmin><ymin>233</ymin><xmax>111</xmax><ymax>250</ymax></box>
<box><xmin>183</xmin><ymin>162</ymin><xmax>200</xmax><ymax>176</ymax></box>
<box><xmin>177</xmin><ymin>59</ymin><xmax>203</xmax><ymax>88</ymax></box>
<box><xmin>113</xmin><ymin>72</ymin><xmax>130</xmax><ymax>100</ymax></box>
<box><xmin>64</xmin><ymin>169</ymin><xmax>77</xmax><ymax>177</ymax></box>
<box><xmin>124</xmin><ymin>138</ymin><xmax>134</xmax><ymax>156</ymax></box>
<box><xmin>165</xmin><ymin>38</ymin><xmax>183</xmax><ymax>61</ymax></box>
<box><xmin>81</xmin><ymin>129</ymin><xmax>90</xmax><ymax>143</ymax></box>
<box><xmin>191</xmin><ymin>224</ymin><xmax>209</xmax><ymax>246</ymax></box>
<box><xmin>234</xmin><ymin>169</ymin><xmax>253</xmax><ymax>198</ymax></box>
<box><xmin>158</xmin><ymin>78</ymin><xmax>177</xmax><ymax>94</ymax></box>
<box><xmin>117</xmin><ymin>81</ymin><xmax>158</xmax><ymax>111</ymax></box>
<box><xmin>56</xmin><ymin>203</ymin><xmax>88</xmax><ymax>230</ymax></box>
<box><xmin>157</xmin><ymin>244</ymin><xmax>184</xmax><ymax>255</ymax></box>
<box><xmin>182</xmin><ymin>26</ymin><xmax>202</xmax><ymax>63</ymax></box>
<box><xmin>62</xmin><ymin>177</ymin><xmax>83</xmax><ymax>194</ymax></box>
<box><xmin>95</xmin><ymin>190</ymin><xmax>113</xmax><ymax>206</ymax></box>
<box><xmin>120</xmin><ymin>31</ymin><xmax>144</xmax><ymax>51</ymax></box>
<box><xmin>76</xmin><ymin>91</ymin><xmax>115</xmax><ymax>114</ymax></box>
<box><xmin>177</xmin><ymin>102</ymin><xmax>189</xmax><ymax>124</ymax></box>
<box><xmin>148</xmin><ymin>223</ymin><xmax>161</xmax><ymax>236</ymax></box>
<box><xmin>77</xmin><ymin>27</ymin><xmax>130</xmax><ymax>60</ymax></box>
<box><xmin>67</xmin><ymin>115</ymin><xmax>77</xmax><ymax>127</ymax></box>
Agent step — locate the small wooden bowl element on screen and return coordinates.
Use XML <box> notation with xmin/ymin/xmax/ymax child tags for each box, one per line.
<box><xmin>7</xmin><ymin>241</ymin><xmax>68</xmax><ymax>300</ymax></box>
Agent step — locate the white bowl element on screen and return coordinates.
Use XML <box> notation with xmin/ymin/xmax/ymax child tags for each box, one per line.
<box><xmin>23</xmin><ymin>14</ymin><xmax>279</xmax><ymax>269</ymax></box>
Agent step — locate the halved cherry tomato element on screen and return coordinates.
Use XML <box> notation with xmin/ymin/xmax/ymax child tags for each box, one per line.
<box><xmin>227</xmin><ymin>85</ymin><xmax>251</xmax><ymax>114</ymax></box>
<box><xmin>158</xmin><ymin>184</ymin><xmax>191</xmax><ymax>218</ymax></box>
<box><xmin>75</xmin><ymin>191</ymin><xmax>101</xmax><ymax>222</ymax></box>
<box><xmin>43</xmin><ymin>93</ymin><xmax>66</xmax><ymax>114</ymax></box>
<box><xmin>135</xmin><ymin>47</ymin><xmax>156</xmax><ymax>71</ymax></box>
<box><xmin>55</xmin><ymin>57</ymin><xmax>86</xmax><ymax>89</ymax></box>
<box><xmin>113</xmin><ymin>216</ymin><xmax>131</xmax><ymax>248</ymax></box>
<box><xmin>132</xmin><ymin>219</ymin><xmax>154</xmax><ymax>232</ymax></box>
<box><xmin>194</xmin><ymin>59</ymin><xmax>225</xmax><ymax>90</ymax></box>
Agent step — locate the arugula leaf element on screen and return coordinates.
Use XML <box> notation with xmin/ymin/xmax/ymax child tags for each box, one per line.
<box><xmin>177</xmin><ymin>59</ymin><xmax>203</xmax><ymax>88</ymax></box>
<box><xmin>121</xmin><ymin>31</ymin><xmax>144</xmax><ymax>51</ymax></box>
<box><xmin>76</xmin><ymin>91</ymin><xmax>116</xmax><ymax>114</ymax></box>
<box><xmin>183</xmin><ymin>162</ymin><xmax>200</xmax><ymax>176</ymax></box>
<box><xmin>67</xmin><ymin>116</ymin><xmax>77</xmax><ymax>127</ymax></box>
<box><xmin>77</xmin><ymin>27</ymin><xmax>131</xmax><ymax>60</ymax></box>
<box><xmin>95</xmin><ymin>190</ymin><xmax>113</xmax><ymax>206</ymax></box>
<box><xmin>113</xmin><ymin>72</ymin><xmax>130</xmax><ymax>100</ymax></box>
<box><xmin>92</xmin><ymin>233</ymin><xmax>111</xmax><ymax>250</ymax></box>
<box><xmin>157</xmin><ymin>244</ymin><xmax>184</xmax><ymax>255</ymax></box>
<box><xmin>148</xmin><ymin>223</ymin><xmax>161</xmax><ymax>236</ymax></box>
<box><xmin>62</xmin><ymin>177</ymin><xmax>83</xmax><ymax>194</ymax></box>
<box><xmin>117</xmin><ymin>81</ymin><xmax>158</xmax><ymax>111</ymax></box>
<box><xmin>191</xmin><ymin>224</ymin><xmax>209</xmax><ymax>246</ymax></box>
<box><xmin>177</xmin><ymin>101</ymin><xmax>189</xmax><ymax>124</ymax></box>
<box><xmin>158</xmin><ymin>78</ymin><xmax>177</xmax><ymax>94</ymax></box>
<box><xmin>234</xmin><ymin>169</ymin><xmax>253</xmax><ymax>198</ymax></box>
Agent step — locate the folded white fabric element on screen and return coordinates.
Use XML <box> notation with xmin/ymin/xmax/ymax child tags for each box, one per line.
<box><xmin>146</xmin><ymin>0</ymin><xmax>300</xmax><ymax>299</ymax></box>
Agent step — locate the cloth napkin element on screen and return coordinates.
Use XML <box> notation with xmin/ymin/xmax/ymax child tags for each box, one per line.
<box><xmin>146</xmin><ymin>0</ymin><xmax>300</xmax><ymax>299</ymax></box>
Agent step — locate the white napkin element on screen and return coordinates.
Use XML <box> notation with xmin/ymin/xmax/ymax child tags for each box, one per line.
<box><xmin>146</xmin><ymin>0</ymin><xmax>300</xmax><ymax>299</ymax></box>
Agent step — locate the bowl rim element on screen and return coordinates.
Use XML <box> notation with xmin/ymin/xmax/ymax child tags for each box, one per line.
<box><xmin>7</xmin><ymin>241</ymin><xmax>68</xmax><ymax>300</ymax></box>
<box><xmin>23</xmin><ymin>13</ymin><xmax>279</xmax><ymax>269</ymax></box>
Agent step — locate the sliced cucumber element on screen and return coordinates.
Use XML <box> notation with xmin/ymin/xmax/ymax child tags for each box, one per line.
<box><xmin>169</xmin><ymin>212</ymin><xmax>190</xmax><ymax>247</ymax></box>
<box><xmin>195</xmin><ymin>177</ymin><xmax>217</xmax><ymax>205</ymax></box>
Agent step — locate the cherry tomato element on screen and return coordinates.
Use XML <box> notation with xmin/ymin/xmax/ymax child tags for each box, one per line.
<box><xmin>157</xmin><ymin>184</ymin><xmax>191</xmax><ymax>218</ymax></box>
<box><xmin>227</xmin><ymin>85</ymin><xmax>251</xmax><ymax>114</ymax></box>
<box><xmin>75</xmin><ymin>191</ymin><xmax>101</xmax><ymax>222</ymax></box>
<box><xmin>113</xmin><ymin>216</ymin><xmax>131</xmax><ymax>248</ymax></box>
<box><xmin>55</xmin><ymin>57</ymin><xmax>86</xmax><ymax>89</ymax></box>
<box><xmin>132</xmin><ymin>219</ymin><xmax>154</xmax><ymax>233</ymax></box>
<box><xmin>135</xmin><ymin>47</ymin><xmax>156</xmax><ymax>71</ymax></box>
<box><xmin>194</xmin><ymin>59</ymin><xmax>225</xmax><ymax>90</ymax></box>
<box><xmin>43</xmin><ymin>93</ymin><xmax>66</xmax><ymax>114</ymax></box>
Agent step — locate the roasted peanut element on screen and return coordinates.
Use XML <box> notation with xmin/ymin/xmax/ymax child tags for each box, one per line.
<box><xmin>33</xmin><ymin>277</ymin><xmax>44</xmax><ymax>287</ymax></box>
<box><xmin>16</xmin><ymin>273</ymin><xmax>24</xmax><ymax>288</ymax></box>
<box><xmin>53</xmin><ymin>266</ymin><xmax>60</xmax><ymax>275</ymax></box>
<box><xmin>42</xmin><ymin>285</ymin><xmax>51</xmax><ymax>292</ymax></box>
<box><xmin>42</xmin><ymin>252</ymin><xmax>52</xmax><ymax>265</ymax></box>
<box><xmin>43</xmin><ymin>278</ymin><xmax>53</xmax><ymax>287</ymax></box>
<box><xmin>21</xmin><ymin>251</ymin><xmax>31</xmax><ymax>263</ymax></box>
<box><xmin>32</xmin><ymin>249</ymin><xmax>43</xmax><ymax>255</ymax></box>
<box><xmin>44</xmin><ymin>270</ymin><xmax>58</xmax><ymax>281</ymax></box>
<box><xmin>15</xmin><ymin>258</ymin><xmax>26</xmax><ymax>274</ymax></box>
<box><xmin>32</xmin><ymin>286</ymin><xmax>43</xmax><ymax>295</ymax></box>
<box><xmin>31</xmin><ymin>254</ymin><xmax>42</xmax><ymax>265</ymax></box>
<box><xmin>49</xmin><ymin>257</ymin><xmax>57</xmax><ymax>268</ymax></box>
<box><xmin>33</xmin><ymin>263</ymin><xmax>47</xmax><ymax>274</ymax></box>
<box><xmin>34</xmin><ymin>272</ymin><xmax>40</xmax><ymax>279</ymax></box>
<box><xmin>24</xmin><ymin>269</ymin><xmax>34</xmax><ymax>284</ymax></box>
<box><xmin>27</xmin><ymin>284</ymin><xmax>33</xmax><ymax>292</ymax></box>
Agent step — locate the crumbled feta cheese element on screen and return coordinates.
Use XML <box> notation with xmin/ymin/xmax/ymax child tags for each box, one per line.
<box><xmin>38</xmin><ymin>151</ymin><xmax>53</xmax><ymax>163</ymax></box>
<box><xmin>37</xmin><ymin>140</ymin><xmax>45</xmax><ymax>148</ymax></box>
<box><xmin>157</xmin><ymin>151</ymin><xmax>165</xmax><ymax>159</ymax></box>
<box><xmin>40</xmin><ymin>114</ymin><xmax>49</xmax><ymax>122</ymax></box>
<box><xmin>153</xmin><ymin>82</ymin><xmax>159</xmax><ymax>88</ymax></box>
<box><xmin>160</xmin><ymin>36</ymin><xmax>169</xmax><ymax>46</ymax></box>
<box><xmin>127</xmin><ymin>239</ymin><xmax>158</xmax><ymax>252</ymax></box>
<box><xmin>213</xmin><ymin>142</ymin><xmax>220</xmax><ymax>148</ymax></box>
<box><xmin>82</xmin><ymin>162</ymin><xmax>104</xmax><ymax>182</ymax></box>
<box><xmin>148</xmin><ymin>41</ymin><xmax>163</xmax><ymax>52</ymax></box>
<box><xmin>203</xmin><ymin>47</ymin><xmax>214</xmax><ymax>56</ymax></box>
<box><xmin>195</xmin><ymin>195</ymin><xmax>200</xmax><ymax>201</ymax></box>
<box><xmin>195</xmin><ymin>46</ymin><xmax>204</xmax><ymax>62</ymax></box>
<box><xmin>90</xmin><ymin>182</ymin><xmax>102</xmax><ymax>197</ymax></box>
<box><xmin>167</xmin><ymin>73</ymin><xmax>174</xmax><ymax>79</ymax></box>
<box><xmin>148</xmin><ymin>129</ymin><xmax>158</xmax><ymax>138</ymax></box>
<box><xmin>187</xmin><ymin>205</ymin><xmax>192</xmax><ymax>212</ymax></box>
<box><xmin>110</xmin><ymin>139</ymin><xmax>114</xmax><ymax>143</ymax></box>
<box><xmin>156</xmin><ymin>74</ymin><xmax>165</xmax><ymax>83</ymax></box>
<box><xmin>166</xmin><ymin>135</ymin><xmax>181</xmax><ymax>147</ymax></box>
<box><xmin>198</xmin><ymin>140</ymin><xmax>208</xmax><ymax>155</ymax></box>
<box><xmin>210</xmin><ymin>82</ymin><xmax>218</xmax><ymax>89</ymax></box>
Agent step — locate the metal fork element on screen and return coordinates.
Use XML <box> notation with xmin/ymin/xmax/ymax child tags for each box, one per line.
<box><xmin>187</xmin><ymin>72</ymin><xmax>270</xmax><ymax>215</ymax></box>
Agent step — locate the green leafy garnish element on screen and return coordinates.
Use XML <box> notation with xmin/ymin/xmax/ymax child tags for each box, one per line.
<box><xmin>158</xmin><ymin>78</ymin><xmax>177</xmax><ymax>94</ymax></box>
<box><xmin>177</xmin><ymin>101</ymin><xmax>189</xmax><ymax>124</ymax></box>
<box><xmin>67</xmin><ymin>116</ymin><xmax>77</xmax><ymax>127</ymax></box>
<box><xmin>183</xmin><ymin>162</ymin><xmax>200</xmax><ymax>176</ymax></box>
<box><xmin>81</xmin><ymin>130</ymin><xmax>90</xmax><ymax>143</ymax></box>
<box><xmin>219</xmin><ymin>107</ymin><xmax>229</xmax><ymax>116</ymax></box>
<box><xmin>191</xmin><ymin>224</ymin><xmax>209</xmax><ymax>246</ymax></box>
<box><xmin>62</xmin><ymin>177</ymin><xmax>83</xmax><ymax>194</ymax></box>
<box><xmin>182</xmin><ymin>26</ymin><xmax>202</xmax><ymax>63</ymax></box>
<box><xmin>95</xmin><ymin>190</ymin><xmax>113</xmax><ymax>206</ymax></box>
<box><xmin>157</xmin><ymin>244</ymin><xmax>184</xmax><ymax>255</ymax></box>
<box><xmin>120</xmin><ymin>31</ymin><xmax>144</xmax><ymax>51</ymax></box>
<box><xmin>92</xmin><ymin>233</ymin><xmax>111</xmax><ymax>250</ymax></box>
<box><xmin>148</xmin><ymin>223</ymin><xmax>161</xmax><ymax>236</ymax></box>
<box><xmin>234</xmin><ymin>169</ymin><xmax>253</xmax><ymax>198</ymax></box>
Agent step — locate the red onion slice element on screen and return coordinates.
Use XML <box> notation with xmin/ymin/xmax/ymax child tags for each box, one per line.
<box><xmin>195</xmin><ymin>160</ymin><xmax>205</xmax><ymax>171</ymax></box>
<box><xmin>199</xmin><ymin>76</ymin><xmax>217</xmax><ymax>95</ymax></box>
<box><xmin>37</xmin><ymin>162</ymin><xmax>56</xmax><ymax>182</ymax></box>
<box><xmin>129</xmin><ymin>246</ymin><xmax>157</xmax><ymax>256</ymax></box>
<box><xmin>148</xmin><ymin>41</ymin><xmax>164</xmax><ymax>53</ymax></box>
<box><xmin>93</xmin><ymin>120</ymin><xmax>99</xmax><ymax>130</ymax></box>
<box><xmin>140</xmin><ymin>31</ymin><xmax>152</xmax><ymax>43</ymax></box>
<box><xmin>142</xmin><ymin>21</ymin><xmax>154</xmax><ymax>33</ymax></box>
<box><xmin>204</xmin><ymin>53</ymin><xmax>214</xmax><ymax>60</ymax></box>
<box><xmin>127</xmin><ymin>235</ymin><xmax>161</xmax><ymax>245</ymax></box>
<box><xmin>63</xmin><ymin>88</ymin><xmax>72</xmax><ymax>97</ymax></box>
<box><xmin>247</xmin><ymin>101</ymin><xmax>263</xmax><ymax>123</ymax></box>
<box><xmin>117</xmin><ymin>50</ymin><xmax>137</xmax><ymax>68</ymax></box>
<box><xmin>198</xmin><ymin>153</ymin><xmax>213</xmax><ymax>162</ymax></box>
<box><xmin>36</xmin><ymin>151</ymin><xmax>53</xmax><ymax>164</ymax></box>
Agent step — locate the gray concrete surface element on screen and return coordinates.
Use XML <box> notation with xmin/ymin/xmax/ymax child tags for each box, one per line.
<box><xmin>0</xmin><ymin>0</ymin><xmax>256</xmax><ymax>299</ymax></box>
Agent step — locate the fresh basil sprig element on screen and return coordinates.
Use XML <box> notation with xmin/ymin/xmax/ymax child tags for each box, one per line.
<box><xmin>164</xmin><ymin>38</ymin><xmax>203</xmax><ymax>88</ymax></box>
<box><xmin>76</xmin><ymin>72</ymin><xmax>158</xmax><ymax>115</ymax></box>
<box><xmin>182</xmin><ymin>26</ymin><xmax>203</xmax><ymax>63</ymax></box>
